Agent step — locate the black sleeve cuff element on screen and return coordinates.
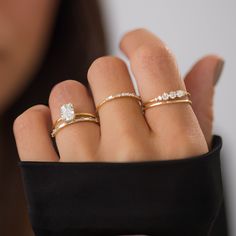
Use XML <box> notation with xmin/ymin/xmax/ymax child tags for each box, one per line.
<box><xmin>19</xmin><ymin>135</ymin><xmax>226</xmax><ymax>236</ymax></box>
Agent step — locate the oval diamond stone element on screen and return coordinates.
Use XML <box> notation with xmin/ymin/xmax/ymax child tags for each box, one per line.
<box><xmin>60</xmin><ymin>103</ymin><xmax>75</xmax><ymax>122</ymax></box>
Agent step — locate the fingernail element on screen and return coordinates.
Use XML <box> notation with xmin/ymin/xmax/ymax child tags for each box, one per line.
<box><xmin>213</xmin><ymin>59</ymin><xmax>225</xmax><ymax>85</ymax></box>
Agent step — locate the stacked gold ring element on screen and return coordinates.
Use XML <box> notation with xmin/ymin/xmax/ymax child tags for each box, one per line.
<box><xmin>143</xmin><ymin>90</ymin><xmax>192</xmax><ymax>111</ymax></box>
<box><xmin>51</xmin><ymin>103</ymin><xmax>99</xmax><ymax>138</ymax></box>
<box><xmin>53</xmin><ymin>112</ymin><xmax>97</xmax><ymax>127</ymax></box>
<box><xmin>51</xmin><ymin>90</ymin><xmax>191</xmax><ymax>137</ymax></box>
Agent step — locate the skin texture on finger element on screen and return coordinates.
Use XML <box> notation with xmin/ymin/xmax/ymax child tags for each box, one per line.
<box><xmin>88</xmin><ymin>56</ymin><xmax>152</xmax><ymax>161</ymax></box>
<box><xmin>49</xmin><ymin>80</ymin><xmax>100</xmax><ymax>162</ymax></box>
<box><xmin>120</xmin><ymin>29</ymin><xmax>208</xmax><ymax>159</ymax></box>
<box><xmin>184</xmin><ymin>55</ymin><xmax>224</xmax><ymax>148</ymax></box>
<box><xmin>13</xmin><ymin>105</ymin><xmax>58</xmax><ymax>161</ymax></box>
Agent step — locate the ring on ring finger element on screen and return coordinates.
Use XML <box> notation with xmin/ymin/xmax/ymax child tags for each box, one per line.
<box><xmin>51</xmin><ymin>103</ymin><xmax>99</xmax><ymax>137</ymax></box>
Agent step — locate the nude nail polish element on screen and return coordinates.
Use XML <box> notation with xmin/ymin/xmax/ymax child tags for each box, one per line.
<box><xmin>213</xmin><ymin>59</ymin><xmax>224</xmax><ymax>85</ymax></box>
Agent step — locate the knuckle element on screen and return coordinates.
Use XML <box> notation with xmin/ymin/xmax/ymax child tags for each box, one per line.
<box><xmin>87</xmin><ymin>56</ymin><xmax>126</xmax><ymax>82</ymax></box>
<box><xmin>116</xmin><ymin>138</ymin><xmax>151</xmax><ymax>161</ymax></box>
<box><xmin>157</xmin><ymin>128</ymin><xmax>208</xmax><ymax>160</ymax></box>
<box><xmin>132</xmin><ymin>44</ymin><xmax>173</xmax><ymax>68</ymax></box>
<box><xmin>134</xmin><ymin>44</ymin><xmax>170</xmax><ymax>63</ymax></box>
<box><xmin>13</xmin><ymin>105</ymin><xmax>48</xmax><ymax>133</ymax></box>
<box><xmin>49</xmin><ymin>80</ymin><xmax>87</xmax><ymax>103</ymax></box>
<box><xmin>118</xmin><ymin>147</ymin><xmax>149</xmax><ymax>161</ymax></box>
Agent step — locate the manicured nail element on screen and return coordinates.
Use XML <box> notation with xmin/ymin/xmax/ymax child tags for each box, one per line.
<box><xmin>214</xmin><ymin>59</ymin><xmax>224</xmax><ymax>85</ymax></box>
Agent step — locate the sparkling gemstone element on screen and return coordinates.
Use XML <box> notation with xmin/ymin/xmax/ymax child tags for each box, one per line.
<box><xmin>162</xmin><ymin>92</ymin><xmax>169</xmax><ymax>100</ymax></box>
<box><xmin>176</xmin><ymin>90</ymin><xmax>185</xmax><ymax>97</ymax></box>
<box><xmin>158</xmin><ymin>95</ymin><xmax>162</xmax><ymax>101</ymax></box>
<box><xmin>60</xmin><ymin>103</ymin><xmax>75</xmax><ymax>122</ymax></box>
<box><xmin>169</xmin><ymin>91</ymin><xmax>176</xmax><ymax>99</ymax></box>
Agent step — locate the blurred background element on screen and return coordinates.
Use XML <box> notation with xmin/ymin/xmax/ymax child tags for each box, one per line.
<box><xmin>99</xmin><ymin>0</ymin><xmax>235</xmax><ymax>234</ymax></box>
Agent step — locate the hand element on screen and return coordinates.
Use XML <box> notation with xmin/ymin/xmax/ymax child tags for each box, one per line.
<box><xmin>13</xmin><ymin>29</ymin><xmax>224</xmax><ymax>162</ymax></box>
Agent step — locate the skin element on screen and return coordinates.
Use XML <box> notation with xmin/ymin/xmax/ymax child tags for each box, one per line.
<box><xmin>0</xmin><ymin>0</ymin><xmax>59</xmax><ymax>114</ymax></box>
<box><xmin>13</xmin><ymin>29</ymin><xmax>224</xmax><ymax>164</ymax></box>
<box><xmin>0</xmin><ymin>1</ymin><xmax>59</xmax><ymax>235</ymax></box>
<box><xmin>0</xmin><ymin>3</ymin><xmax>224</xmax><ymax>234</ymax></box>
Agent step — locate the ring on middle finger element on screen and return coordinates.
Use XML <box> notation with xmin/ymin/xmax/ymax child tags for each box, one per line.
<box><xmin>96</xmin><ymin>92</ymin><xmax>142</xmax><ymax>112</ymax></box>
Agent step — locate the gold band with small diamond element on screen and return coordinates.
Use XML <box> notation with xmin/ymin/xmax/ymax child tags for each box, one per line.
<box><xmin>96</xmin><ymin>92</ymin><xmax>142</xmax><ymax>112</ymax></box>
<box><xmin>143</xmin><ymin>90</ymin><xmax>190</xmax><ymax>106</ymax></box>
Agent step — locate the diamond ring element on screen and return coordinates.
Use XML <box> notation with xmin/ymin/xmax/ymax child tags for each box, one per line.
<box><xmin>51</xmin><ymin>103</ymin><xmax>99</xmax><ymax>138</ymax></box>
<box><xmin>143</xmin><ymin>90</ymin><xmax>190</xmax><ymax>106</ymax></box>
<box><xmin>143</xmin><ymin>90</ymin><xmax>192</xmax><ymax>111</ymax></box>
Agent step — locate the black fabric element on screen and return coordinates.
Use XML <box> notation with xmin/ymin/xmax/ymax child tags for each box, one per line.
<box><xmin>19</xmin><ymin>135</ymin><xmax>228</xmax><ymax>236</ymax></box>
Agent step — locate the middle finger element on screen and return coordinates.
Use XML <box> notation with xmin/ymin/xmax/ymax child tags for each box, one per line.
<box><xmin>87</xmin><ymin>56</ymin><xmax>150</xmax><ymax>158</ymax></box>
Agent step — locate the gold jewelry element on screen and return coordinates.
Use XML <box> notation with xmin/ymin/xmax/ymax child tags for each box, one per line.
<box><xmin>143</xmin><ymin>90</ymin><xmax>190</xmax><ymax>106</ymax></box>
<box><xmin>96</xmin><ymin>92</ymin><xmax>142</xmax><ymax>112</ymax></box>
<box><xmin>143</xmin><ymin>98</ymin><xmax>192</xmax><ymax>111</ymax></box>
<box><xmin>51</xmin><ymin>103</ymin><xmax>99</xmax><ymax>138</ymax></box>
<box><xmin>54</xmin><ymin>112</ymin><xmax>97</xmax><ymax>127</ymax></box>
<box><xmin>51</xmin><ymin>116</ymin><xmax>99</xmax><ymax>137</ymax></box>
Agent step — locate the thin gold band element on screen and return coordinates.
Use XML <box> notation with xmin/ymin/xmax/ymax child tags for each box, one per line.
<box><xmin>96</xmin><ymin>92</ymin><xmax>141</xmax><ymax>112</ymax></box>
<box><xmin>54</xmin><ymin>112</ymin><xmax>97</xmax><ymax>127</ymax></box>
<box><xmin>51</xmin><ymin>116</ymin><xmax>99</xmax><ymax>138</ymax></box>
<box><xmin>143</xmin><ymin>98</ymin><xmax>192</xmax><ymax>111</ymax></box>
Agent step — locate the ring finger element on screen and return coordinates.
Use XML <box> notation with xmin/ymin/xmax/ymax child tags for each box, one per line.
<box><xmin>49</xmin><ymin>80</ymin><xmax>100</xmax><ymax>162</ymax></box>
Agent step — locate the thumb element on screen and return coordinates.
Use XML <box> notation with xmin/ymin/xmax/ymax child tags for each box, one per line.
<box><xmin>184</xmin><ymin>55</ymin><xmax>224</xmax><ymax>148</ymax></box>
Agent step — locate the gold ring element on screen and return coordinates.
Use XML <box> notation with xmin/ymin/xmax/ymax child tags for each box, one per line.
<box><xmin>51</xmin><ymin>103</ymin><xmax>99</xmax><ymax>137</ymax></box>
<box><xmin>96</xmin><ymin>92</ymin><xmax>142</xmax><ymax>112</ymax></box>
<box><xmin>143</xmin><ymin>98</ymin><xmax>192</xmax><ymax>111</ymax></box>
<box><xmin>54</xmin><ymin>112</ymin><xmax>97</xmax><ymax>128</ymax></box>
<box><xmin>51</xmin><ymin>116</ymin><xmax>99</xmax><ymax>137</ymax></box>
<box><xmin>143</xmin><ymin>90</ymin><xmax>190</xmax><ymax>105</ymax></box>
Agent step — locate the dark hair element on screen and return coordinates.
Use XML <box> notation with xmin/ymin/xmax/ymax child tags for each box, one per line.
<box><xmin>0</xmin><ymin>1</ymin><xmax>106</xmax><ymax>235</ymax></box>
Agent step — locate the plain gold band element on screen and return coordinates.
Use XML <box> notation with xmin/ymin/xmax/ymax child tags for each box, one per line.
<box><xmin>96</xmin><ymin>93</ymin><xmax>142</xmax><ymax>112</ymax></box>
<box><xmin>51</xmin><ymin>117</ymin><xmax>99</xmax><ymax>138</ymax></box>
<box><xmin>53</xmin><ymin>112</ymin><xmax>97</xmax><ymax>127</ymax></box>
<box><xmin>143</xmin><ymin>99</ymin><xmax>192</xmax><ymax>111</ymax></box>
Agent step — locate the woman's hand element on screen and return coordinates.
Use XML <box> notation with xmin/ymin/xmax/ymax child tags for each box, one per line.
<box><xmin>13</xmin><ymin>29</ymin><xmax>224</xmax><ymax>162</ymax></box>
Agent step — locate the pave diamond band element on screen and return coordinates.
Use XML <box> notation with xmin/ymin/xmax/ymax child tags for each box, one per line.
<box><xmin>96</xmin><ymin>92</ymin><xmax>142</xmax><ymax>112</ymax></box>
<box><xmin>143</xmin><ymin>90</ymin><xmax>190</xmax><ymax>105</ymax></box>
